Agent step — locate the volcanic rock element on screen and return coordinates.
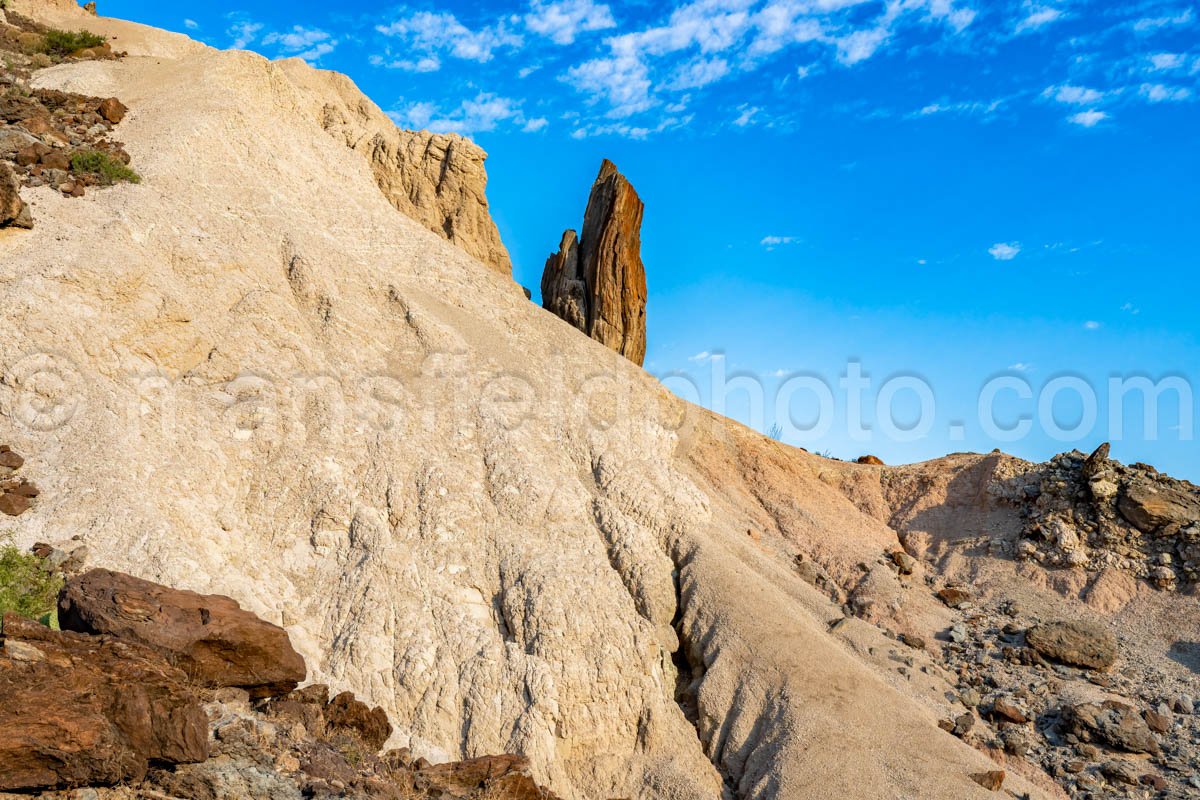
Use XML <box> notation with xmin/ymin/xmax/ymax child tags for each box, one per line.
<box><xmin>541</xmin><ymin>159</ymin><xmax>647</xmax><ymax>365</ymax></box>
<box><xmin>58</xmin><ymin>568</ymin><xmax>306</xmax><ymax>698</ymax></box>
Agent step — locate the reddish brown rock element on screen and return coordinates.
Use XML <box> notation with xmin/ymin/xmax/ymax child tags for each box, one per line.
<box><xmin>0</xmin><ymin>162</ymin><xmax>30</xmax><ymax>229</ymax></box>
<box><xmin>41</xmin><ymin>149</ymin><xmax>71</xmax><ymax>171</ymax></box>
<box><xmin>415</xmin><ymin>754</ymin><xmax>560</xmax><ymax>800</ymax></box>
<box><xmin>58</xmin><ymin>568</ymin><xmax>306</xmax><ymax>698</ymax></box>
<box><xmin>0</xmin><ymin>492</ymin><xmax>31</xmax><ymax>516</ymax></box>
<box><xmin>937</xmin><ymin>587</ymin><xmax>971</xmax><ymax>608</ymax></box>
<box><xmin>98</xmin><ymin>97</ymin><xmax>127</xmax><ymax>124</ymax></box>
<box><xmin>1143</xmin><ymin>709</ymin><xmax>1171</xmax><ymax>733</ymax></box>
<box><xmin>541</xmin><ymin>159</ymin><xmax>647</xmax><ymax>366</ymax></box>
<box><xmin>970</xmin><ymin>770</ymin><xmax>1005</xmax><ymax>791</ymax></box>
<box><xmin>857</xmin><ymin>455</ymin><xmax>885</xmax><ymax>465</ymax></box>
<box><xmin>326</xmin><ymin>691</ymin><xmax>393</xmax><ymax>752</ymax></box>
<box><xmin>991</xmin><ymin>697</ymin><xmax>1028</xmax><ymax>725</ymax></box>
<box><xmin>0</xmin><ymin>612</ymin><xmax>208</xmax><ymax>791</ymax></box>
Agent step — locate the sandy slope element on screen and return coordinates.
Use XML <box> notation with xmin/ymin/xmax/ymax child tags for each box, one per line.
<box><xmin>0</xmin><ymin>3</ymin><xmax>1060</xmax><ymax>798</ymax></box>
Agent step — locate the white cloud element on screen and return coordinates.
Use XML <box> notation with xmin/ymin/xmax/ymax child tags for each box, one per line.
<box><xmin>835</xmin><ymin>26</ymin><xmax>890</xmax><ymax>65</ymax></box>
<box><xmin>733</xmin><ymin>104</ymin><xmax>760</xmax><ymax>126</ymax></box>
<box><xmin>988</xmin><ymin>242</ymin><xmax>1021</xmax><ymax>261</ymax></box>
<box><xmin>666</xmin><ymin>56</ymin><xmax>730</xmax><ymax>90</ymax></box>
<box><xmin>523</xmin><ymin>117</ymin><xmax>549</xmax><ymax>132</ymax></box>
<box><xmin>1044</xmin><ymin>84</ymin><xmax>1103</xmax><ymax>105</ymax></box>
<box><xmin>1084</xmin><ymin>321</ymin><xmax>1101</xmax><ymax>330</ymax></box>
<box><xmin>688</xmin><ymin>350</ymin><xmax>717</xmax><ymax>363</ymax></box>
<box><xmin>376</xmin><ymin>11</ymin><xmax>522</xmax><ymax>64</ymax></box>
<box><xmin>388</xmin><ymin>93</ymin><xmax>538</xmax><ymax>136</ymax></box>
<box><xmin>915</xmin><ymin>97</ymin><xmax>1004</xmax><ymax>118</ymax></box>
<box><xmin>556</xmin><ymin>0</ymin><xmax>984</xmax><ymax>119</ymax></box>
<box><xmin>262</xmin><ymin>26</ymin><xmax>338</xmax><ymax>62</ymax></box>
<box><xmin>519</xmin><ymin>65</ymin><xmax>542</xmax><ymax>78</ymax></box>
<box><xmin>1134</xmin><ymin>9</ymin><xmax>1193</xmax><ymax>33</ymax></box>
<box><xmin>1015</xmin><ymin>5</ymin><xmax>1063</xmax><ymax>34</ymax></box>
<box><xmin>227</xmin><ymin>18</ymin><xmax>264</xmax><ymax>49</ymax></box>
<box><xmin>1068</xmin><ymin>109</ymin><xmax>1108</xmax><ymax>127</ymax></box>
<box><xmin>184</xmin><ymin>19</ymin><xmax>199</xmax><ymax>30</ymax></box>
<box><xmin>372</xmin><ymin>54</ymin><xmax>442</xmax><ymax>72</ymax></box>
<box><xmin>563</xmin><ymin>51</ymin><xmax>655</xmax><ymax>117</ymax></box>
<box><xmin>1009</xmin><ymin>363</ymin><xmax>1033</xmax><ymax>372</ymax></box>
<box><xmin>1140</xmin><ymin>83</ymin><xmax>1192</xmax><ymax>103</ymax></box>
<box><xmin>760</xmin><ymin>235</ymin><xmax>799</xmax><ymax>248</ymax></box>
<box><xmin>569</xmin><ymin>114</ymin><xmax>692</xmax><ymax>139</ymax></box>
<box><xmin>526</xmin><ymin>0</ymin><xmax>616</xmax><ymax>45</ymax></box>
<box><xmin>1121</xmin><ymin>302</ymin><xmax>1141</xmax><ymax>315</ymax></box>
<box><xmin>1148</xmin><ymin>52</ymin><xmax>1185</xmax><ymax>72</ymax></box>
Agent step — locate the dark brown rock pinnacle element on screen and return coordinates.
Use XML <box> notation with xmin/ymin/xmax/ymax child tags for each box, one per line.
<box><xmin>541</xmin><ymin>159</ymin><xmax>647</xmax><ymax>366</ymax></box>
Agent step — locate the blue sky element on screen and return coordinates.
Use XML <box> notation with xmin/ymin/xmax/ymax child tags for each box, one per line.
<box><xmin>101</xmin><ymin>0</ymin><xmax>1198</xmax><ymax>478</ymax></box>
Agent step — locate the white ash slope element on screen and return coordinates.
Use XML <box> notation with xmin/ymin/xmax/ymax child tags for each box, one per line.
<box><xmin>0</xmin><ymin>4</ymin><xmax>1051</xmax><ymax>799</ymax></box>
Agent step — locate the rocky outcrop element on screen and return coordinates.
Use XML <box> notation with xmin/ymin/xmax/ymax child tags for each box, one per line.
<box><xmin>59</xmin><ymin>569</ymin><xmax>306</xmax><ymax>698</ymax></box>
<box><xmin>275</xmin><ymin>62</ymin><xmax>511</xmax><ymax>275</ymax></box>
<box><xmin>0</xmin><ymin>566</ymin><xmax>559</xmax><ymax>800</ymax></box>
<box><xmin>541</xmin><ymin>159</ymin><xmax>647</xmax><ymax>365</ymax></box>
<box><xmin>0</xmin><ymin>612</ymin><xmax>209</xmax><ymax>791</ymax></box>
<box><xmin>990</xmin><ymin>443</ymin><xmax>1200</xmax><ymax>588</ymax></box>
<box><xmin>370</xmin><ymin>131</ymin><xmax>512</xmax><ymax>276</ymax></box>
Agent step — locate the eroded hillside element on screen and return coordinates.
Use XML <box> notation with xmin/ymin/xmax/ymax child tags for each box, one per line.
<box><xmin>2</xmin><ymin>3</ymin><xmax>1197</xmax><ymax>800</ymax></box>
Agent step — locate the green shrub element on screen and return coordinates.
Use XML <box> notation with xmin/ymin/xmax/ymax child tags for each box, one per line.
<box><xmin>40</xmin><ymin>28</ymin><xmax>107</xmax><ymax>56</ymax></box>
<box><xmin>71</xmin><ymin>149</ymin><xmax>140</xmax><ymax>185</ymax></box>
<box><xmin>0</xmin><ymin>541</ymin><xmax>62</xmax><ymax>626</ymax></box>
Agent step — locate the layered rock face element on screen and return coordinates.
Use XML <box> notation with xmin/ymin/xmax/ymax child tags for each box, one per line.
<box><xmin>277</xmin><ymin>62</ymin><xmax>512</xmax><ymax>276</ymax></box>
<box><xmin>541</xmin><ymin>160</ymin><xmax>647</xmax><ymax>365</ymax></box>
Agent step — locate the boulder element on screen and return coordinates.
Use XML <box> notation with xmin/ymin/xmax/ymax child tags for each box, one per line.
<box><xmin>541</xmin><ymin>159</ymin><xmax>647</xmax><ymax>366</ymax></box>
<box><xmin>857</xmin><ymin>455</ymin><xmax>885</xmax><ymax>466</ymax></box>
<box><xmin>1063</xmin><ymin>701</ymin><xmax>1159</xmax><ymax>754</ymax></box>
<box><xmin>1025</xmin><ymin>620</ymin><xmax>1117</xmax><ymax>670</ymax></box>
<box><xmin>1117</xmin><ymin>481</ymin><xmax>1200</xmax><ymax>534</ymax></box>
<box><xmin>98</xmin><ymin>97</ymin><xmax>127</xmax><ymax>124</ymax></box>
<box><xmin>0</xmin><ymin>612</ymin><xmax>208</xmax><ymax>791</ymax></box>
<box><xmin>58</xmin><ymin>568</ymin><xmax>306</xmax><ymax>698</ymax></box>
